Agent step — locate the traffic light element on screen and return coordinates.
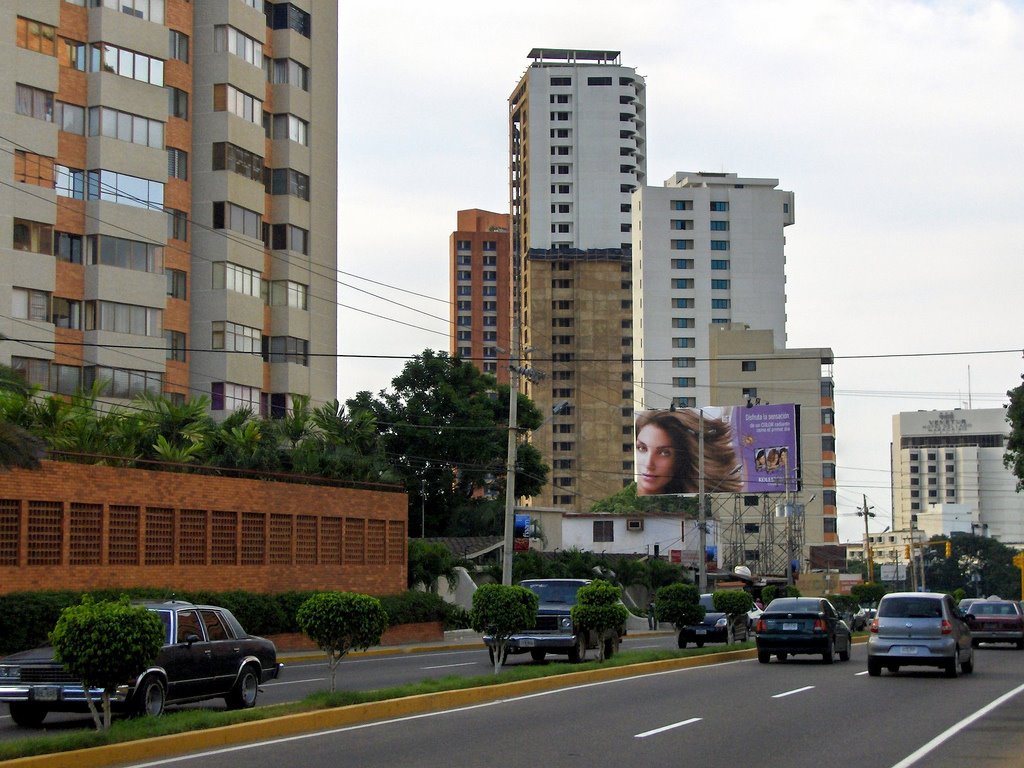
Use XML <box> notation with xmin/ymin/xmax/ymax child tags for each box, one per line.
<box><xmin>905</xmin><ymin>545</ymin><xmax>911</xmax><ymax>559</ymax></box>
<box><xmin>945</xmin><ymin>541</ymin><xmax>952</xmax><ymax>558</ymax></box>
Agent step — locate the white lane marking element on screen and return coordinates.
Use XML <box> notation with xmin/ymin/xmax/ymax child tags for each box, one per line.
<box><xmin>629</xmin><ymin>644</ymin><xmax>663</xmax><ymax>649</ymax></box>
<box><xmin>123</xmin><ymin>659</ymin><xmax>752</xmax><ymax>766</ymax></box>
<box><xmin>772</xmin><ymin>685</ymin><xmax>814</xmax><ymax>699</ymax></box>
<box><xmin>420</xmin><ymin>662</ymin><xmax>478</xmax><ymax>670</ymax></box>
<box><xmin>635</xmin><ymin>717</ymin><xmax>702</xmax><ymax>738</ymax></box>
<box><xmin>855</xmin><ymin>670</ymin><xmax>869</xmax><ymax>676</ymax></box>
<box><xmin>889</xmin><ymin>680</ymin><xmax>1024</xmax><ymax>768</ymax></box>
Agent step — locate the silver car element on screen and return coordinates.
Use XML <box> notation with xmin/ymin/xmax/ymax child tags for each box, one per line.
<box><xmin>867</xmin><ymin>592</ymin><xmax>973</xmax><ymax>677</ymax></box>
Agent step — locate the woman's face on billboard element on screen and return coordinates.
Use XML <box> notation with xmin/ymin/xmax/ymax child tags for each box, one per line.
<box><xmin>635</xmin><ymin>423</ymin><xmax>677</xmax><ymax>495</ymax></box>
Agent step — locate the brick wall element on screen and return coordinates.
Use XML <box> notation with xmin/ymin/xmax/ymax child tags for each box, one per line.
<box><xmin>0</xmin><ymin>462</ymin><xmax>408</xmax><ymax>596</ymax></box>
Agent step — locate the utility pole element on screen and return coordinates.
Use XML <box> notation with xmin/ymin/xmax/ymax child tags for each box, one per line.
<box><xmin>500</xmin><ymin>316</ymin><xmax>521</xmax><ymax>586</ymax></box>
<box><xmin>858</xmin><ymin>495</ymin><xmax>876</xmax><ymax>583</ymax></box>
<box><xmin>697</xmin><ymin>408</ymin><xmax>707</xmax><ymax>594</ymax></box>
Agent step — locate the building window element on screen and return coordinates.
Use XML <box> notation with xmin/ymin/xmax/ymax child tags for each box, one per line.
<box><xmin>710</xmin><ymin>240</ymin><xmax>730</xmax><ymax>251</ymax></box>
<box><xmin>268</xmin><ymin>223</ymin><xmax>309</xmax><ymax>254</ymax></box>
<box><xmin>210</xmin><ymin>382</ymin><xmax>261</xmax><ymax>413</ymax></box>
<box><xmin>16</xmin><ymin>17</ymin><xmax>57</xmax><ymax>56</ymax></box>
<box><xmin>167</xmin><ymin>208</ymin><xmax>188</xmax><ymax>241</ymax></box>
<box><xmin>213</xmin><ymin>83</ymin><xmax>262</xmax><ymax>124</ymax></box>
<box><xmin>165</xmin><ymin>330</ymin><xmax>186</xmax><ymax>362</ymax></box>
<box><xmin>167</xmin><ymin>269</ymin><xmax>187</xmax><ymax>300</ymax></box>
<box><xmin>671</xmin><ymin>278</ymin><xmax>694</xmax><ymax>289</ymax></box>
<box><xmin>213</xmin><ymin>142</ymin><xmax>263</xmax><ymax>182</ymax></box>
<box><xmin>711</xmin><ymin>299</ymin><xmax>731</xmax><ymax>309</ymax></box>
<box><xmin>12</xmin><ymin>288</ymin><xmax>51</xmax><ymax>322</ymax></box>
<box><xmin>822</xmin><ymin>463</ymin><xmax>836</xmax><ymax>479</ymax></box>
<box><xmin>56</xmin><ymin>102</ymin><xmax>86</xmax><ymax>134</ymax></box>
<box><xmin>12</xmin><ymin>219</ymin><xmax>53</xmax><ymax>254</ymax></box>
<box><xmin>671</xmin><ymin>240</ymin><xmax>693</xmax><ymax>250</ymax></box>
<box><xmin>262</xmin><ymin>336</ymin><xmax>309</xmax><ymax>366</ymax></box>
<box><xmin>272</xmin><ymin>114</ymin><xmax>308</xmax><ymax>145</ymax></box>
<box><xmin>670</xmin><ymin>220</ymin><xmax>692</xmax><ymax>230</ymax></box>
<box><xmin>671</xmin><ymin>318</ymin><xmax>694</xmax><ymax>329</ymax></box>
<box><xmin>594</xmin><ymin>520</ymin><xmax>614</xmax><ymax>543</ymax></box>
<box><xmin>711</xmin><ymin>279</ymin><xmax>730</xmax><ymax>289</ymax></box>
<box><xmin>169</xmin><ymin>29</ymin><xmax>189</xmax><ymax>62</ymax></box>
<box><xmin>84</xmin><ymin>300</ymin><xmax>162</xmax><ymax>336</ymax></box>
<box><xmin>87</xmin><ymin>235</ymin><xmax>163</xmax><ymax>273</ymax></box>
<box><xmin>96</xmin><ymin>0</ymin><xmax>165</xmax><ymax>23</ymax></box>
<box><xmin>823</xmin><ymin>518</ymin><xmax>838</xmax><ymax>534</ymax></box>
<box><xmin>265</xmin><ymin>280</ymin><xmax>308</xmax><ymax>309</ymax></box>
<box><xmin>711</xmin><ymin>259</ymin><xmax>729</xmax><ymax>270</ymax></box>
<box><xmin>87</xmin><ymin>169</ymin><xmax>164</xmax><ymax>210</ymax></box>
<box><xmin>212</xmin><ymin>202</ymin><xmax>261</xmax><ymax>239</ymax></box>
<box><xmin>271</xmin><ymin>58</ymin><xmax>310</xmax><ymax>91</ymax></box>
<box><xmin>88</xmin><ymin>106</ymin><xmax>164</xmax><ymax>148</ymax></box>
<box><xmin>822</xmin><ymin>436</ymin><xmax>836</xmax><ymax>452</ymax></box>
<box><xmin>60</xmin><ymin>38</ymin><xmax>88</xmax><ymax>70</ymax></box>
<box><xmin>15</xmin><ymin>83</ymin><xmax>54</xmax><ymax>122</ymax></box>
<box><xmin>671</xmin><ymin>200</ymin><xmax>693</xmax><ymax>210</ymax></box>
<box><xmin>89</xmin><ymin>43</ymin><xmax>164</xmax><ymax>86</ymax></box>
<box><xmin>55</xmin><ymin>232</ymin><xmax>83</xmax><ymax>264</ymax></box>
<box><xmin>710</xmin><ymin>220</ymin><xmax>729</xmax><ymax>231</ymax></box>
<box><xmin>265</xmin><ymin>2</ymin><xmax>312</xmax><ymax>38</ymax></box>
<box><xmin>213</xmin><ymin>25</ymin><xmax>263</xmax><ymax>67</ymax></box>
<box><xmin>167</xmin><ymin>147</ymin><xmax>188</xmax><ymax>180</ymax></box>
<box><xmin>211</xmin><ymin>321</ymin><xmax>260</xmax><ymax>354</ymax></box>
<box><xmin>711</xmin><ymin>201</ymin><xmax>729</xmax><ymax>211</ymax></box>
<box><xmin>54</xmin><ymin>165</ymin><xmax>85</xmax><ymax>199</ymax></box>
<box><xmin>267</xmin><ymin>168</ymin><xmax>310</xmax><ymax>200</ymax></box>
<box><xmin>671</xmin><ymin>338</ymin><xmax>694</xmax><ymax>349</ymax></box>
<box><xmin>671</xmin><ymin>259</ymin><xmax>693</xmax><ymax>269</ymax></box>
<box><xmin>167</xmin><ymin>86</ymin><xmax>188</xmax><ymax>119</ymax></box>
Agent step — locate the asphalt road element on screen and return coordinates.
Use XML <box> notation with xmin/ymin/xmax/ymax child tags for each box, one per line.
<box><xmin>104</xmin><ymin>644</ymin><xmax>1024</xmax><ymax>768</ymax></box>
<box><xmin>0</xmin><ymin>632</ymin><xmax>682</xmax><ymax>737</ymax></box>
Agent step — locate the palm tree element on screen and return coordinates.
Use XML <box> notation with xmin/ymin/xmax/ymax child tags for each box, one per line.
<box><xmin>0</xmin><ymin>363</ymin><xmax>45</xmax><ymax>470</ymax></box>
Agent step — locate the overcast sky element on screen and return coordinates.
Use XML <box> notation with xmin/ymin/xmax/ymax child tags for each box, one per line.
<box><xmin>335</xmin><ymin>0</ymin><xmax>1024</xmax><ymax>543</ymax></box>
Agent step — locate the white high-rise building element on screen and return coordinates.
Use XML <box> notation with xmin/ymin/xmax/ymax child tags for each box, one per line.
<box><xmin>892</xmin><ymin>408</ymin><xmax>1023</xmax><ymax>547</ymax></box>
<box><xmin>632</xmin><ymin>172</ymin><xmax>794</xmax><ymax>410</ymax></box>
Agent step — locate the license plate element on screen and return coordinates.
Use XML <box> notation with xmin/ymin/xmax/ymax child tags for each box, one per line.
<box><xmin>520</xmin><ymin>638</ymin><xmax>534</xmax><ymax>647</ymax></box>
<box><xmin>33</xmin><ymin>686</ymin><xmax>60</xmax><ymax>702</ymax></box>
<box><xmin>783</xmin><ymin>622</ymin><xmax>798</xmax><ymax>631</ymax></box>
<box><xmin>696</xmin><ymin>629</ymin><xmax>707</xmax><ymax>635</ymax></box>
<box><xmin>899</xmin><ymin>646</ymin><xmax>919</xmax><ymax>655</ymax></box>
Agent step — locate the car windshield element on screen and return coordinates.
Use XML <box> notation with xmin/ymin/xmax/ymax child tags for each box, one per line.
<box><xmin>699</xmin><ymin>595</ymin><xmax>715</xmax><ymax>611</ymax></box>
<box><xmin>879</xmin><ymin>597</ymin><xmax>943</xmax><ymax>619</ymax></box>
<box><xmin>972</xmin><ymin>602</ymin><xmax>1019</xmax><ymax>616</ymax></box>
<box><xmin>766</xmin><ymin>598</ymin><xmax>817</xmax><ymax>613</ymax></box>
<box><xmin>525</xmin><ymin>582</ymin><xmax>582</xmax><ymax>605</ymax></box>
<box><xmin>155</xmin><ymin>609</ymin><xmax>173</xmax><ymax>644</ymax></box>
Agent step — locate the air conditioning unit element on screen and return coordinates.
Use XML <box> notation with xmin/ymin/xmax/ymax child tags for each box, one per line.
<box><xmin>626</xmin><ymin>518</ymin><xmax>644</xmax><ymax>532</ymax></box>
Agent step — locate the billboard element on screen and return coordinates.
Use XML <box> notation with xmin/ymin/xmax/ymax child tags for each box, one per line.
<box><xmin>634</xmin><ymin>404</ymin><xmax>800</xmax><ymax>496</ymax></box>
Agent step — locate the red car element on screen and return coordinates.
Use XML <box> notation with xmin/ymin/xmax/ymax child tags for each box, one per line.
<box><xmin>963</xmin><ymin>599</ymin><xmax>1024</xmax><ymax>649</ymax></box>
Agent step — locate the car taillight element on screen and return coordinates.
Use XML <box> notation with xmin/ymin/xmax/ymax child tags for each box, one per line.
<box><xmin>755</xmin><ymin>618</ymin><xmax>766</xmax><ymax>633</ymax></box>
<box><xmin>941</xmin><ymin>619</ymin><xmax>953</xmax><ymax>635</ymax></box>
<box><xmin>812</xmin><ymin>618</ymin><xmax>827</xmax><ymax>632</ymax></box>
<box><xmin>869</xmin><ymin>618</ymin><xmax>879</xmax><ymax>633</ymax></box>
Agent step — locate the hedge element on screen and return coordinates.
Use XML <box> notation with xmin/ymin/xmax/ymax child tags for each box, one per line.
<box><xmin>0</xmin><ymin>589</ymin><xmax>458</xmax><ymax>656</ymax></box>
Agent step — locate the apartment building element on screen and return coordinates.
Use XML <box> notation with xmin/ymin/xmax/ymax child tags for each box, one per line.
<box><xmin>892</xmin><ymin>408</ymin><xmax>1023</xmax><ymax>547</ymax></box>
<box><xmin>449</xmin><ymin>209</ymin><xmax>511</xmax><ymax>384</ymax></box>
<box><xmin>632</xmin><ymin>171</ymin><xmax>794</xmax><ymax>411</ymax></box>
<box><xmin>509</xmin><ymin>48</ymin><xmax>646</xmax><ymax>510</ymax></box>
<box><xmin>1</xmin><ymin>0</ymin><xmax>337</xmax><ymax>416</ymax></box>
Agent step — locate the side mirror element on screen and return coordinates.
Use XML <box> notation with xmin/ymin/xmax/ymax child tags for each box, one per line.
<box><xmin>185</xmin><ymin>632</ymin><xmax>200</xmax><ymax>646</ymax></box>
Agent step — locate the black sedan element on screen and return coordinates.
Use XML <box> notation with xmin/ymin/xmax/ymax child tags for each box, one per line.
<box><xmin>755</xmin><ymin>596</ymin><xmax>852</xmax><ymax>664</ymax></box>
<box><xmin>0</xmin><ymin>600</ymin><xmax>281</xmax><ymax>727</ymax></box>
<box><xmin>678</xmin><ymin>593</ymin><xmax>749</xmax><ymax>648</ymax></box>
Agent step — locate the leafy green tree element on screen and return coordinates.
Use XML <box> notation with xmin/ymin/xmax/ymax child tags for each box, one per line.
<box><xmin>348</xmin><ymin>350</ymin><xmax>547</xmax><ymax>536</ymax></box>
<box><xmin>850</xmin><ymin>583</ymin><xmax>887</xmax><ymax>607</ymax></box>
<box><xmin>1005</xmin><ymin>374</ymin><xmax>1024</xmax><ymax>490</ymax></box>
<box><xmin>571</xmin><ymin>580</ymin><xmax>628</xmax><ymax>661</ymax></box>
<box><xmin>469</xmin><ymin>583</ymin><xmax>538</xmax><ymax>673</ymax></box>
<box><xmin>408</xmin><ymin>540</ymin><xmax>459</xmax><ymax>593</ymax></box>
<box><xmin>589</xmin><ymin>483</ymin><xmax>699</xmax><ymax>515</ymax></box>
<box><xmin>296</xmin><ymin>592</ymin><xmax>389</xmax><ymax>692</ymax></box>
<box><xmin>50</xmin><ymin>595</ymin><xmax>165</xmax><ymax>730</ymax></box>
<box><xmin>924</xmin><ymin>532</ymin><xmax>1019</xmax><ymax>598</ymax></box>
<box><xmin>654</xmin><ymin>582</ymin><xmax>704</xmax><ymax>628</ymax></box>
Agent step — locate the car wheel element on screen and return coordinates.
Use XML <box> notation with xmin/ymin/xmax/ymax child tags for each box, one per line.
<box><xmin>961</xmin><ymin>653</ymin><xmax>974</xmax><ymax>674</ymax></box>
<box><xmin>568</xmin><ymin>636</ymin><xmax>587</xmax><ymax>663</ymax></box>
<box><xmin>944</xmin><ymin>657</ymin><xmax>958</xmax><ymax>678</ymax></box>
<box><xmin>530</xmin><ymin>649</ymin><xmax>547</xmax><ymax>662</ymax></box>
<box><xmin>971</xmin><ymin>639</ymin><xmax>980</xmax><ymax>648</ymax></box>
<box><xmin>134</xmin><ymin>674</ymin><xmax>166</xmax><ymax>717</ymax></box>
<box><xmin>677</xmin><ymin>633</ymin><xmax>688</xmax><ymax>649</ymax></box>
<box><xmin>695</xmin><ymin>640</ymin><xmax>705</xmax><ymax>648</ymax></box>
<box><xmin>867</xmin><ymin>658</ymin><xmax>881</xmax><ymax>677</ymax></box>
<box><xmin>838</xmin><ymin>636</ymin><xmax>851</xmax><ymax>662</ymax></box>
<box><xmin>757</xmin><ymin>649</ymin><xmax>771</xmax><ymax>664</ymax></box>
<box><xmin>822</xmin><ymin>636</ymin><xmax>835</xmax><ymax>664</ymax></box>
<box><xmin>888</xmin><ymin>664</ymin><xmax>899</xmax><ymax>673</ymax></box>
<box><xmin>1016</xmin><ymin>639</ymin><xmax>1024</xmax><ymax>650</ymax></box>
<box><xmin>226</xmin><ymin>665</ymin><xmax>260</xmax><ymax>710</ymax></box>
<box><xmin>8</xmin><ymin>702</ymin><xmax>48</xmax><ymax>727</ymax></box>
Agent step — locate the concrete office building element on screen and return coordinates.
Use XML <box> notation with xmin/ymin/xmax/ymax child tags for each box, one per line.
<box><xmin>632</xmin><ymin>172</ymin><xmax>793</xmax><ymax>412</ymax></box>
<box><xmin>1</xmin><ymin>0</ymin><xmax>337</xmax><ymax>416</ymax></box>
<box><xmin>892</xmin><ymin>408</ymin><xmax>1024</xmax><ymax>548</ymax></box>
<box><xmin>509</xmin><ymin>48</ymin><xmax>646</xmax><ymax>510</ymax></box>
<box><xmin>450</xmin><ymin>209</ymin><xmax>511</xmax><ymax>384</ymax></box>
